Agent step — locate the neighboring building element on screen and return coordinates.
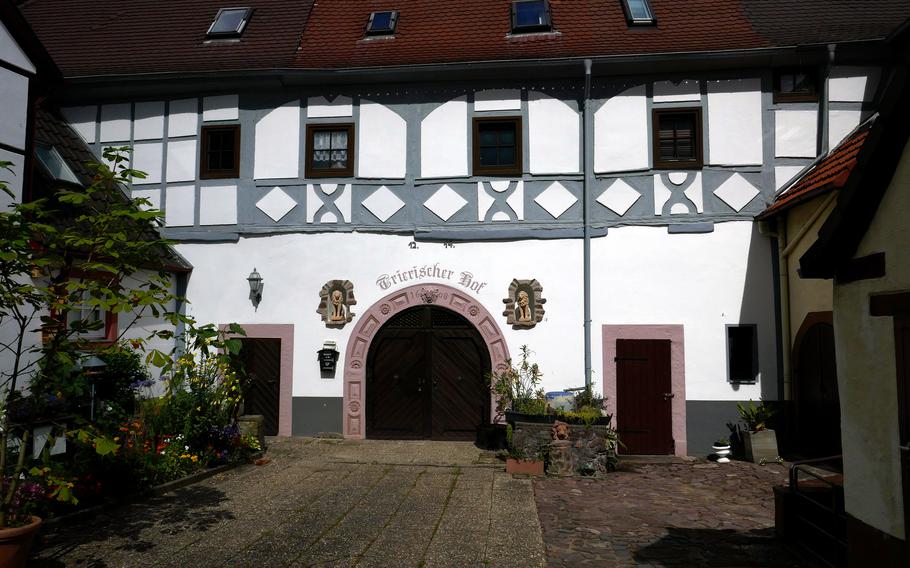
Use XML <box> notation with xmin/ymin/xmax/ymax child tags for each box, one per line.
<box><xmin>756</xmin><ymin>118</ymin><xmax>878</xmax><ymax>458</ymax></box>
<box><xmin>0</xmin><ymin>0</ymin><xmax>57</xmax><ymax>207</ymax></box>
<box><xmin>795</xmin><ymin>32</ymin><xmax>910</xmax><ymax>564</ymax></box>
<box><xmin>17</xmin><ymin>1</ymin><xmax>910</xmax><ymax>456</ymax></box>
<box><xmin>0</xmin><ymin>0</ymin><xmax>189</xmax><ymax>390</ymax></box>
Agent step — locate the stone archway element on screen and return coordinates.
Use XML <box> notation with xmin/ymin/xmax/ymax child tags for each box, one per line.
<box><xmin>343</xmin><ymin>283</ymin><xmax>510</xmax><ymax>439</ymax></box>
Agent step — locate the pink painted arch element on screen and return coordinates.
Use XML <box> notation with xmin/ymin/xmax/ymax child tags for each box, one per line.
<box><xmin>342</xmin><ymin>283</ymin><xmax>511</xmax><ymax>439</ymax></box>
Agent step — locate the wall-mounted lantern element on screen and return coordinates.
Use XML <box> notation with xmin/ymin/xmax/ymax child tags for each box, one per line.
<box><xmin>318</xmin><ymin>340</ymin><xmax>339</xmax><ymax>374</ymax></box>
<box><xmin>247</xmin><ymin>268</ymin><xmax>263</xmax><ymax>309</ymax></box>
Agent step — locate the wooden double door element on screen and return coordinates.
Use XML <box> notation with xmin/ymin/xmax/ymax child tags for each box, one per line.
<box><xmin>366</xmin><ymin>307</ymin><xmax>490</xmax><ymax>440</ymax></box>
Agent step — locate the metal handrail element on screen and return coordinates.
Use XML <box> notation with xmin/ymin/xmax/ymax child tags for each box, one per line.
<box><xmin>787</xmin><ymin>455</ymin><xmax>847</xmax><ymax>568</ymax></box>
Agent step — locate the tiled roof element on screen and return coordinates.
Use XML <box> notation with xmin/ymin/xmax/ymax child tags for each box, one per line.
<box><xmin>18</xmin><ymin>0</ymin><xmax>910</xmax><ymax>77</ymax></box>
<box><xmin>294</xmin><ymin>0</ymin><xmax>773</xmax><ymax>69</ymax></box>
<box><xmin>741</xmin><ymin>0</ymin><xmax>910</xmax><ymax>47</ymax></box>
<box><xmin>33</xmin><ymin>107</ymin><xmax>193</xmax><ymax>271</ymax></box>
<box><xmin>17</xmin><ymin>0</ymin><xmax>314</xmax><ymax>76</ymax></box>
<box><xmin>757</xmin><ymin>118</ymin><xmax>876</xmax><ymax>220</ymax></box>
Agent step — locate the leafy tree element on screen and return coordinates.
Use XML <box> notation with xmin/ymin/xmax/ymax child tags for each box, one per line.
<box><xmin>0</xmin><ymin>150</ymin><xmax>241</xmax><ymax>526</ymax></box>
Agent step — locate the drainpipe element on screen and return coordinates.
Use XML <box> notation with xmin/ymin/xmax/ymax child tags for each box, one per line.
<box><xmin>582</xmin><ymin>59</ymin><xmax>593</xmax><ymax>390</ymax></box>
<box><xmin>776</xmin><ymin>221</ymin><xmax>792</xmax><ymax>401</ymax></box>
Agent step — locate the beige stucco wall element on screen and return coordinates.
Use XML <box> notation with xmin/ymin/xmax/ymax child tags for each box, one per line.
<box><xmin>833</xmin><ymin>136</ymin><xmax>910</xmax><ymax>540</ymax></box>
<box><xmin>786</xmin><ymin>197</ymin><xmax>836</xmax><ymax>348</ymax></box>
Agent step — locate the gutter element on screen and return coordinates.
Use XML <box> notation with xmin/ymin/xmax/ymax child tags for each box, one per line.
<box><xmin>52</xmin><ymin>42</ymin><xmax>894</xmax><ymax>103</ymax></box>
<box><xmin>582</xmin><ymin>59</ymin><xmax>593</xmax><ymax>391</ymax></box>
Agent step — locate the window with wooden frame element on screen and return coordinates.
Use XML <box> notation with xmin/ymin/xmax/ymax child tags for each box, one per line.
<box><xmin>305</xmin><ymin>124</ymin><xmax>355</xmax><ymax>178</ymax></box>
<box><xmin>773</xmin><ymin>68</ymin><xmax>818</xmax><ymax>103</ymax></box>
<box><xmin>200</xmin><ymin>125</ymin><xmax>241</xmax><ymax>179</ymax></box>
<box><xmin>43</xmin><ymin>285</ymin><xmax>118</xmax><ymax>346</ymax></box>
<box><xmin>652</xmin><ymin>108</ymin><xmax>703</xmax><ymax>169</ymax></box>
<box><xmin>473</xmin><ymin>117</ymin><xmax>522</xmax><ymax>176</ymax></box>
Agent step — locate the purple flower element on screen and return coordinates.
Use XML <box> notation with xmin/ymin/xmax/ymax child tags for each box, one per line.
<box><xmin>130</xmin><ymin>378</ymin><xmax>155</xmax><ymax>389</ymax></box>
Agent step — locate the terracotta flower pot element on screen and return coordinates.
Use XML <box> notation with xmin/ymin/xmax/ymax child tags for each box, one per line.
<box><xmin>0</xmin><ymin>516</ymin><xmax>42</xmax><ymax>568</ymax></box>
<box><xmin>505</xmin><ymin>458</ymin><xmax>545</xmax><ymax>475</ymax></box>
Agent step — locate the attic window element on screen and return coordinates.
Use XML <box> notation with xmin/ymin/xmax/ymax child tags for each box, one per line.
<box><xmin>622</xmin><ymin>0</ymin><xmax>655</xmax><ymax>25</ymax></box>
<box><xmin>511</xmin><ymin>0</ymin><xmax>551</xmax><ymax>33</ymax></box>
<box><xmin>206</xmin><ymin>7</ymin><xmax>253</xmax><ymax>38</ymax></box>
<box><xmin>35</xmin><ymin>144</ymin><xmax>79</xmax><ymax>184</ymax></box>
<box><xmin>366</xmin><ymin>11</ymin><xmax>398</xmax><ymax>35</ymax></box>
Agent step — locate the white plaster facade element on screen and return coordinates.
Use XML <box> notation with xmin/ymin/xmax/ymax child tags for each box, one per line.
<box><xmin>831</xmin><ymin>137</ymin><xmax>910</xmax><ymax>541</ymax></box>
<box><xmin>176</xmin><ymin>220</ymin><xmax>775</xmax><ymax>403</ymax></box>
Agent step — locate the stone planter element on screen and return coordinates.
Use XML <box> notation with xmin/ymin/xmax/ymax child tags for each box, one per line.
<box><xmin>743</xmin><ymin>429</ymin><xmax>779</xmax><ymax>463</ymax></box>
<box><xmin>0</xmin><ymin>516</ymin><xmax>41</xmax><ymax>568</ymax></box>
<box><xmin>505</xmin><ymin>458</ymin><xmax>545</xmax><ymax>475</ymax></box>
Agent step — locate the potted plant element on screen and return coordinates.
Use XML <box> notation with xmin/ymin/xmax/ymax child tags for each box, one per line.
<box><xmin>712</xmin><ymin>438</ymin><xmax>731</xmax><ymax>463</ymax></box>
<box><xmin>737</xmin><ymin>400</ymin><xmax>779</xmax><ymax>463</ymax></box>
<box><xmin>502</xmin><ymin>424</ymin><xmax>545</xmax><ymax>475</ymax></box>
<box><xmin>487</xmin><ymin>345</ymin><xmax>550</xmax><ymax>424</ymax></box>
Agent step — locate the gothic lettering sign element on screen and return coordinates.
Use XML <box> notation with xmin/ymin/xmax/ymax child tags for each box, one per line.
<box><xmin>375</xmin><ymin>263</ymin><xmax>487</xmax><ymax>294</ymax></box>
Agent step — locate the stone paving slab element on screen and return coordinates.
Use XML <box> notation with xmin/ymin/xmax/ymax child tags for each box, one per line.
<box><xmin>534</xmin><ymin>460</ymin><xmax>820</xmax><ymax>567</ymax></box>
<box><xmin>28</xmin><ymin>439</ymin><xmax>545</xmax><ymax>568</ymax></box>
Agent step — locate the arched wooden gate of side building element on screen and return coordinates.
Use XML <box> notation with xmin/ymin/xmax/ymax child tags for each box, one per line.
<box><xmin>793</xmin><ymin>312</ymin><xmax>842</xmax><ymax>458</ymax></box>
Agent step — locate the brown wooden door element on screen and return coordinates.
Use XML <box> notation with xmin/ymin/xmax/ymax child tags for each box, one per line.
<box><xmin>367</xmin><ymin>307</ymin><xmax>489</xmax><ymax>440</ymax></box>
<box><xmin>366</xmin><ymin>330</ymin><xmax>430</xmax><ymax>438</ymax></box>
<box><xmin>616</xmin><ymin>339</ymin><xmax>674</xmax><ymax>454</ymax></box>
<box><xmin>431</xmin><ymin>331</ymin><xmax>488</xmax><ymax>439</ymax></box>
<box><xmin>795</xmin><ymin>321</ymin><xmax>841</xmax><ymax>457</ymax></box>
<box><xmin>239</xmin><ymin>338</ymin><xmax>281</xmax><ymax>436</ymax></box>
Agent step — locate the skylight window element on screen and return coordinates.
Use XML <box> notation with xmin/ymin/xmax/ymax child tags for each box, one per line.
<box><xmin>206</xmin><ymin>7</ymin><xmax>253</xmax><ymax>39</ymax></box>
<box><xmin>511</xmin><ymin>0</ymin><xmax>552</xmax><ymax>33</ymax></box>
<box><xmin>622</xmin><ymin>0</ymin><xmax>655</xmax><ymax>25</ymax></box>
<box><xmin>366</xmin><ymin>11</ymin><xmax>398</xmax><ymax>36</ymax></box>
<box><xmin>35</xmin><ymin>144</ymin><xmax>80</xmax><ymax>184</ymax></box>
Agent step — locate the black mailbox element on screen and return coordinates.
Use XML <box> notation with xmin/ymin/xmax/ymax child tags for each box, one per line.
<box><xmin>318</xmin><ymin>347</ymin><xmax>339</xmax><ymax>373</ymax></box>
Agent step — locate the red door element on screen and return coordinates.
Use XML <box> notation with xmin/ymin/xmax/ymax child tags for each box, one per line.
<box><xmin>616</xmin><ymin>339</ymin><xmax>674</xmax><ymax>454</ymax></box>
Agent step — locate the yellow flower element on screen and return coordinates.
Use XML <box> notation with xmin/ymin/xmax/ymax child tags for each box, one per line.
<box><xmin>190</xmin><ymin>455</ymin><xmax>199</xmax><ymax>463</ymax></box>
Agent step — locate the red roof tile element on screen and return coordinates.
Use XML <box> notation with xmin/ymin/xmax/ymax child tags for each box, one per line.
<box><xmin>18</xmin><ymin>0</ymin><xmax>910</xmax><ymax>77</ymax></box>
<box><xmin>295</xmin><ymin>0</ymin><xmax>773</xmax><ymax>69</ymax></box>
<box><xmin>757</xmin><ymin>118</ymin><xmax>875</xmax><ymax>219</ymax></box>
<box><xmin>17</xmin><ymin>0</ymin><xmax>314</xmax><ymax>76</ymax></box>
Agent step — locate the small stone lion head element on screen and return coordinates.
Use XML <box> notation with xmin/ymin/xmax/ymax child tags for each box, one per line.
<box><xmin>551</xmin><ymin>420</ymin><xmax>570</xmax><ymax>441</ymax></box>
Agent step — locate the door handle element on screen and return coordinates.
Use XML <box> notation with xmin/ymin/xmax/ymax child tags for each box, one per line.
<box><xmin>417</xmin><ymin>377</ymin><xmax>424</xmax><ymax>392</ymax></box>
<box><xmin>663</xmin><ymin>392</ymin><xmax>675</xmax><ymax>400</ymax></box>
<box><xmin>433</xmin><ymin>378</ymin><xmax>438</xmax><ymax>389</ymax></box>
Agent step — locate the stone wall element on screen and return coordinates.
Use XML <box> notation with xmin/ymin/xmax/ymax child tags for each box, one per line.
<box><xmin>511</xmin><ymin>420</ymin><xmax>617</xmax><ymax>476</ymax></box>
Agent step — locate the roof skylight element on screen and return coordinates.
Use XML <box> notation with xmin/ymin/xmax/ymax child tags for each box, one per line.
<box><xmin>206</xmin><ymin>7</ymin><xmax>253</xmax><ymax>39</ymax></box>
<box><xmin>35</xmin><ymin>144</ymin><xmax>80</xmax><ymax>184</ymax></box>
<box><xmin>622</xmin><ymin>0</ymin><xmax>655</xmax><ymax>25</ymax></box>
<box><xmin>366</xmin><ymin>11</ymin><xmax>398</xmax><ymax>36</ymax></box>
<box><xmin>511</xmin><ymin>0</ymin><xmax>552</xmax><ymax>33</ymax></box>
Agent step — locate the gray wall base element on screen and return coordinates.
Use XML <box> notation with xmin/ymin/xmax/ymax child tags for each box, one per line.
<box><xmin>685</xmin><ymin>400</ymin><xmax>747</xmax><ymax>458</ymax></box>
<box><xmin>292</xmin><ymin>397</ymin><xmax>343</xmax><ymax>437</ymax></box>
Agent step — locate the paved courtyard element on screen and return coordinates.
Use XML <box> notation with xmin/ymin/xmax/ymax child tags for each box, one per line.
<box><xmin>30</xmin><ymin>439</ymin><xmax>812</xmax><ymax>567</ymax></box>
<box><xmin>535</xmin><ymin>459</ymin><xmax>814</xmax><ymax>567</ymax></box>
